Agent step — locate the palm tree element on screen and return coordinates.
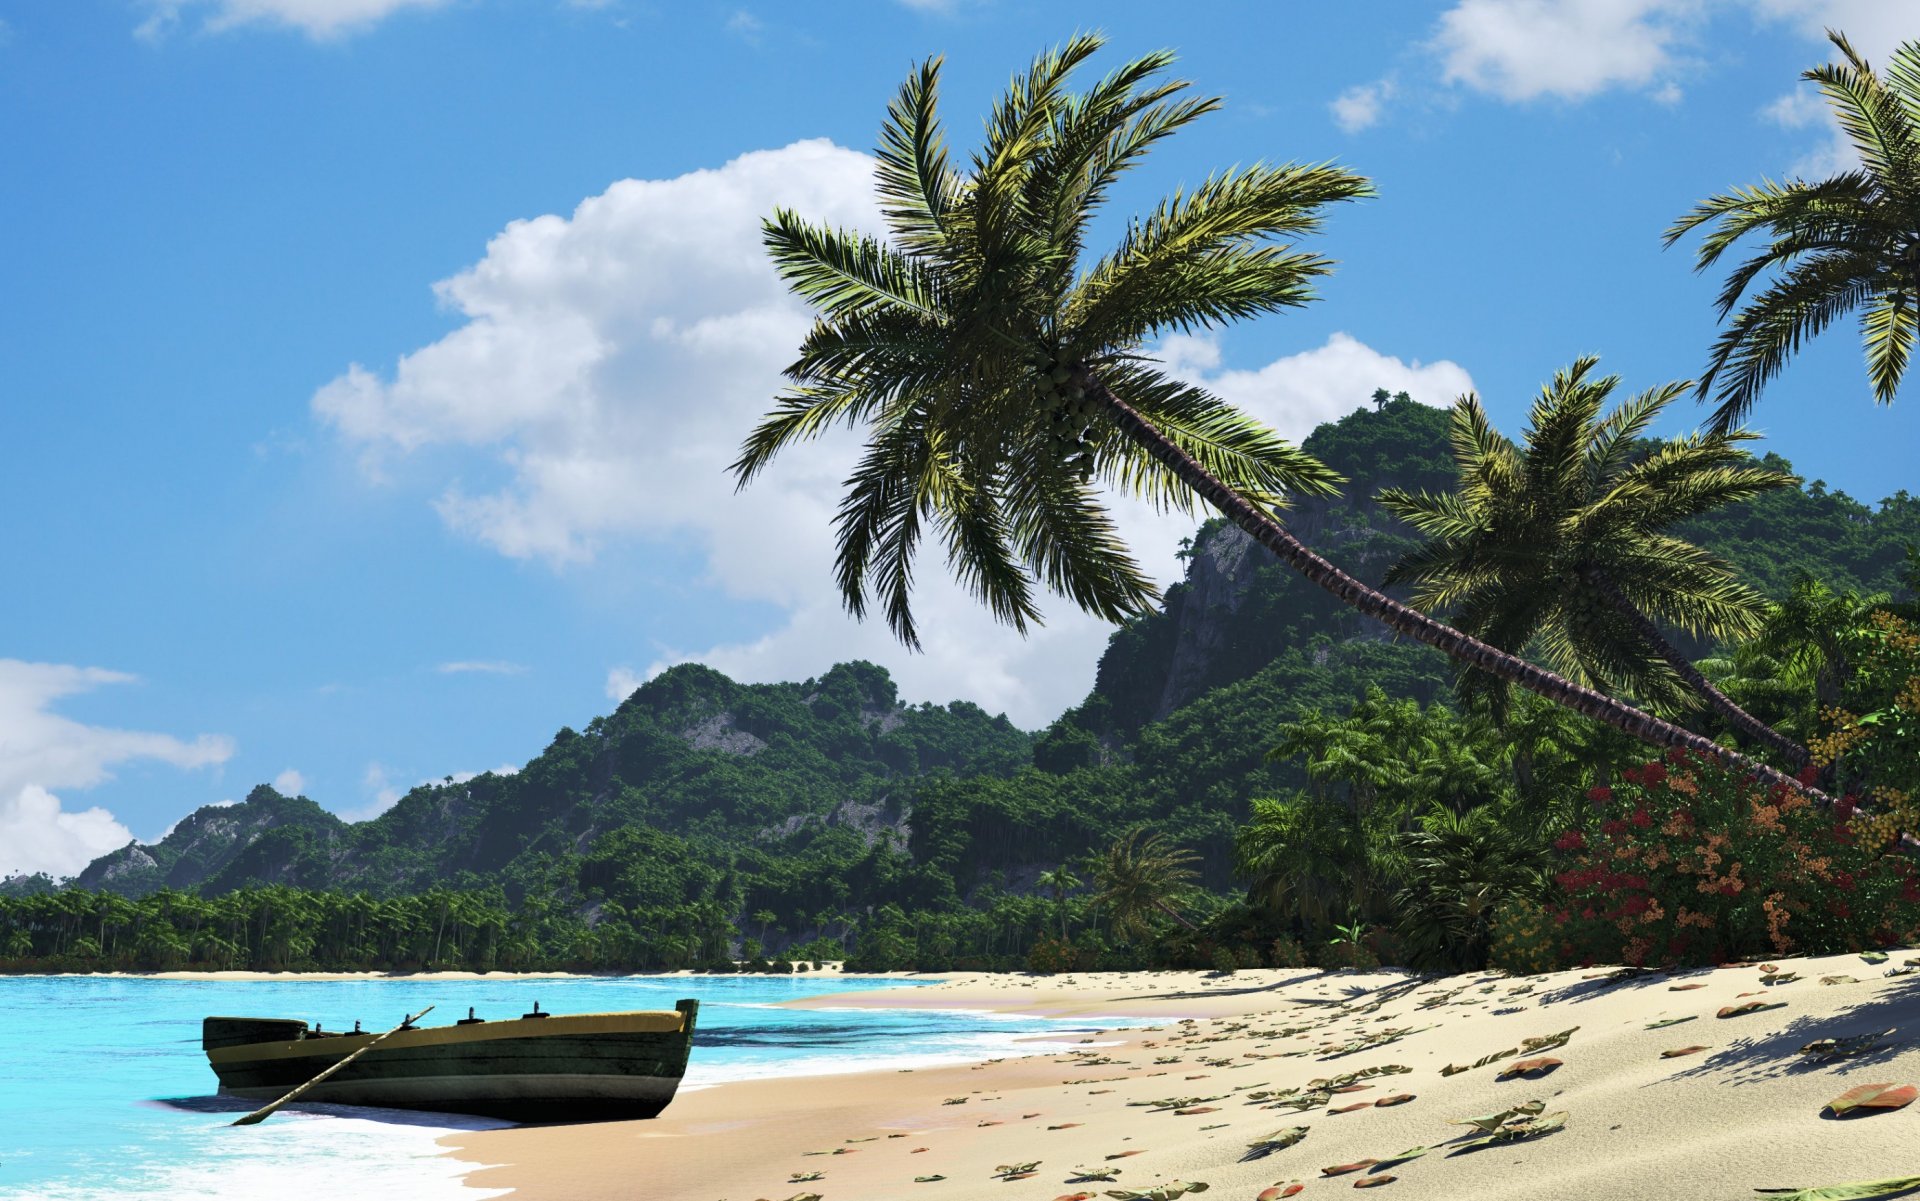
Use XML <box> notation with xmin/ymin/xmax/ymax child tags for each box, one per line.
<box><xmin>737</xmin><ymin>34</ymin><xmax>1825</xmax><ymax>802</ymax></box>
<box><xmin>1089</xmin><ymin>829</ymin><xmax>1199</xmax><ymax>940</ymax></box>
<box><xmin>1376</xmin><ymin>359</ymin><xmax>1808</xmax><ymax>766</ymax></box>
<box><xmin>1034</xmin><ymin>866</ymin><xmax>1080</xmax><ymax>939</ymax></box>
<box><xmin>1665</xmin><ymin>29</ymin><xmax>1920</xmax><ymax>432</ymax></box>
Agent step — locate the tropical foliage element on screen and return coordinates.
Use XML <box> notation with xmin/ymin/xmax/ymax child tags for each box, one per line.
<box><xmin>1666</xmin><ymin>30</ymin><xmax>1920</xmax><ymax>429</ymax></box>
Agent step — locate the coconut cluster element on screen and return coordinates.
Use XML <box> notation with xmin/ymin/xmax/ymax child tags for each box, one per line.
<box><xmin>1030</xmin><ymin>354</ymin><xmax>1099</xmax><ymax>482</ymax></box>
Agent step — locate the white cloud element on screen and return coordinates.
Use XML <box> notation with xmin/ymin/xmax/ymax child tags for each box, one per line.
<box><xmin>436</xmin><ymin>660</ymin><xmax>526</xmax><ymax>675</ymax></box>
<box><xmin>606</xmin><ymin>666</ymin><xmax>645</xmax><ymax>704</ymax></box>
<box><xmin>339</xmin><ymin>761</ymin><xmax>404</xmax><ymax>821</ymax></box>
<box><xmin>271</xmin><ymin>768</ymin><xmax>306</xmax><ymax>795</ymax></box>
<box><xmin>1155</xmin><ymin>332</ymin><xmax>1475</xmax><ymax>437</ymax></box>
<box><xmin>725</xmin><ymin>10</ymin><xmax>763</xmax><ymax>39</ymax></box>
<box><xmin>0</xmin><ymin>661</ymin><xmax>233</xmax><ymax>878</ymax></box>
<box><xmin>1330</xmin><ymin>78</ymin><xmax>1397</xmax><ymax>132</ymax></box>
<box><xmin>316</xmin><ymin>142</ymin><xmax>1473</xmax><ymax>729</ymax></box>
<box><xmin>137</xmin><ymin>0</ymin><xmax>449</xmax><ymax>40</ymax></box>
<box><xmin>1431</xmin><ymin>0</ymin><xmax>1706</xmax><ymax>102</ymax></box>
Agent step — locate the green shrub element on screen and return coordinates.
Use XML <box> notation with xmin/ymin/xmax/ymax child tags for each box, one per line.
<box><xmin>1268</xmin><ymin>935</ymin><xmax>1308</xmax><ymax>968</ymax></box>
<box><xmin>1488</xmin><ymin>897</ymin><xmax>1563</xmax><ymax>975</ymax></box>
<box><xmin>1026</xmin><ymin>935</ymin><xmax>1079</xmax><ymax>974</ymax></box>
<box><xmin>1210</xmin><ymin>945</ymin><xmax>1239</xmax><ymax>975</ymax></box>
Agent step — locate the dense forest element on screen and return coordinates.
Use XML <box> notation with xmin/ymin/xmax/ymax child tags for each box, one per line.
<box><xmin>4</xmin><ymin>397</ymin><xmax>1916</xmax><ymax>977</ymax></box>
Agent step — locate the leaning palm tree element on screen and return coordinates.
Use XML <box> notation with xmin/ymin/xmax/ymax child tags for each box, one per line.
<box><xmin>1377</xmin><ymin>358</ymin><xmax>1808</xmax><ymax>767</ymax></box>
<box><xmin>1665</xmin><ymin>29</ymin><xmax>1920</xmax><ymax>432</ymax></box>
<box><xmin>1089</xmin><ymin>829</ymin><xmax>1199</xmax><ymax>940</ymax></box>
<box><xmin>735</xmin><ymin>34</ymin><xmax>1824</xmax><ymax>801</ymax></box>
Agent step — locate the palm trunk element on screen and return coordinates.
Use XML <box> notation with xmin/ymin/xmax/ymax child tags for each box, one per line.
<box><xmin>1154</xmin><ymin>898</ymin><xmax>1198</xmax><ymax>932</ymax></box>
<box><xmin>1582</xmin><ymin>566</ymin><xmax>1810</xmax><ymax>769</ymax></box>
<box><xmin>1083</xmin><ymin>370</ymin><xmax>1832</xmax><ymax>808</ymax></box>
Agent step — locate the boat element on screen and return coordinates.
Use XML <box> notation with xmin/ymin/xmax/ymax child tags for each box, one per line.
<box><xmin>202</xmin><ymin>999</ymin><xmax>699</xmax><ymax>1123</ymax></box>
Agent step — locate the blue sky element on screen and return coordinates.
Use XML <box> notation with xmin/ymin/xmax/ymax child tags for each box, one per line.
<box><xmin>1</xmin><ymin>0</ymin><xmax>1914</xmax><ymax>877</ymax></box>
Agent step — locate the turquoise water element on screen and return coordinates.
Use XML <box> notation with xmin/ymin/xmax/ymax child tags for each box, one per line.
<box><xmin>0</xmin><ymin>975</ymin><xmax>1088</xmax><ymax>1200</ymax></box>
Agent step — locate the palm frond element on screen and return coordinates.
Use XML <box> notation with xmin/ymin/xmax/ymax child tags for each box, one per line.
<box><xmin>874</xmin><ymin>56</ymin><xmax>958</xmax><ymax>258</ymax></box>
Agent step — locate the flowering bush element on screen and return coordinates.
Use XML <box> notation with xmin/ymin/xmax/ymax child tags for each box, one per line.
<box><xmin>1488</xmin><ymin>897</ymin><xmax>1561</xmax><ymax>975</ymax></box>
<box><xmin>1546</xmin><ymin>748</ymin><xmax>1920</xmax><ymax>967</ymax></box>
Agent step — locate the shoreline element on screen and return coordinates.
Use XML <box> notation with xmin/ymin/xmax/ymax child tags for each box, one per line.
<box><xmin>444</xmin><ymin>951</ymin><xmax>1920</xmax><ymax>1201</ymax></box>
<box><xmin>3</xmin><ymin>964</ymin><xmax>871</xmax><ymax>982</ymax></box>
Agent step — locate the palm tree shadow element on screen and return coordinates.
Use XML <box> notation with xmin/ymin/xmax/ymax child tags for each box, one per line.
<box><xmin>1648</xmin><ymin>975</ymin><xmax>1920</xmax><ymax>1088</ymax></box>
<box><xmin>1111</xmin><ymin>969</ymin><xmax>1428</xmax><ymax>1007</ymax></box>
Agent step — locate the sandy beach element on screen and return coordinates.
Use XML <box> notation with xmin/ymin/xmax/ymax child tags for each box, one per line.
<box><xmin>444</xmin><ymin>952</ymin><xmax>1920</xmax><ymax>1200</ymax></box>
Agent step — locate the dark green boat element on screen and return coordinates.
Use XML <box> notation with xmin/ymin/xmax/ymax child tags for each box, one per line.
<box><xmin>203</xmin><ymin>999</ymin><xmax>698</xmax><ymax>1123</ymax></box>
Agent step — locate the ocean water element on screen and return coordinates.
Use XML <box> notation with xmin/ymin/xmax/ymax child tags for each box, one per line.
<box><xmin>0</xmin><ymin>975</ymin><xmax>1090</xmax><ymax>1200</ymax></box>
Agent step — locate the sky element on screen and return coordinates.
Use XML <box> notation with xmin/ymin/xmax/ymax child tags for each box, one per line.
<box><xmin>1</xmin><ymin>0</ymin><xmax>1915</xmax><ymax>878</ymax></box>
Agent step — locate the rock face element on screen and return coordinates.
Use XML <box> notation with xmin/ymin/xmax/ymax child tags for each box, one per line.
<box><xmin>1152</xmin><ymin>522</ymin><xmax>1262</xmax><ymax>722</ymax></box>
<box><xmin>73</xmin><ymin>786</ymin><xmax>347</xmax><ymax>897</ymax></box>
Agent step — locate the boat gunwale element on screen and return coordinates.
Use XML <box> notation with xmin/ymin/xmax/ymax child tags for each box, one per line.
<box><xmin>205</xmin><ymin>1009</ymin><xmax>690</xmax><ymax>1065</ymax></box>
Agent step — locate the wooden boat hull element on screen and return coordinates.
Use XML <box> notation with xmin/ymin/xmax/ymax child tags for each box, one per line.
<box><xmin>203</xmin><ymin>1001</ymin><xmax>698</xmax><ymax>1123</ymax></box>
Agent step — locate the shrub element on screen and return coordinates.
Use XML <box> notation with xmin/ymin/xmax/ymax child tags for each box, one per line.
<box><xmin>1025</xmin><ymin>935</ymin><xmax>1079</xmax><ymax>974</ymax></box>
<box><xmin>1210</xmin><ymin>945</ymin><xmax>1239</xmax><ymax>975</ymax></box>
<box><xmin>1545</xmin><ymin>750</ymin><xmax>1920</xmax><ymax>967</ymax></box>
<box><xmin>1488</xmin><ymin>897</ymin><xmax>1563</xmax><ymax>975</ymax></box>
<box><xmin>1268</xmin><ymin>935</ymin><xmax>1308</xmax><ymax>968</ymax></box>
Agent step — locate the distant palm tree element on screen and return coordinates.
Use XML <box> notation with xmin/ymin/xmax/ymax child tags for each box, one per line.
<box><xmin>1090</xmin><ymin>830</ymin><xmax>1199</xmax><ymax>940</ymax></box>
<box><xmin>1034</xmin><ymin>867</ymin><xmax>1080</xmax><ymax>939</ymax></box>
<box><xmin>1378</xmin><ymin>359</ymin><xmax>1807</xmax><ymax>766</ymax></box>
<box><xmin>737</xmin><ymin>33</ymin><xmax>1825</xmax><ymax>802</ymax></box>
<box><xmin>1666</xmin><ymin>29</ymin><xmax>1920</xmax><ymax>431</ymax></box>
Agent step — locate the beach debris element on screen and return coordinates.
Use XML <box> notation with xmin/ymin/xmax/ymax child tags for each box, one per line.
<box><xmin>1448</xmin><ymin>1109</ymin><xmax>1567</xmax><ymax>1152</ymax></box>
<box><xmin>1822</xmin><ymin>975</ymin><xmax>1862</xmax><ymax>985</ymax></box>
<box><xmin>1440</xmin><ymin>1046</ymin><xmax>1518</xmax><ymax>1076</ymax></box>
<box><xmin>980</xmin><ymin>1119</ymin><xmax>1005</xmax><ymax>1127</ymax></box>
<box><xmin>1520</xmin><ymin>1027</ymin><xmax>1580</xmax><ymax>1053</ymax></box>
<box><xmin>1495</xmin><ymin>1056</ymin><xmax>1562</xmax><ymax>1080</ymax></box>
<box><xmin>1762</xmin><ymin>972</ymin><xmax>1801</xmax><ymax>986</ymax></box>
<box><xmin>789</xmin><ymin>1171</ymin><xmax>825</xmax><ymax>1182</ymax></box>
<box><xmin>780</xmin><ymin>1193</ymin><xmax>825</xmax><ymax>1201</ymax></box>
<box><xmin>1824</xmin><ymin>1083</ymin><xmax>1917</xmax><ymax>1117</ymax></box>
<box><xmin>1661</xmin><ymin>1045</ymin><xmax>1711</xmax><ymax>1058</ymax></box>
<box><xmin>1375</xmin><ymin>1147</ymin><xmax>1431</xmax><ymax>1168</ymax></box>
<box><xmin>914</xmin><ymin>1176</ymin><xmax>947</xmax><ymax>1183</ymax></box>
<box><xmin>1800</xmin><ymin>1030</ymin><xmax>1896</xmax><ymax>1060</ymax></box>
<box><xmin>1668</xmin><ymin>982</ymin><xmax>1707</xmax><ymax>991</ymax></box>
<box><xmin>1327</xmin><ymin>1084</ymin><xmax>1374</xmax><ymax>1094</ymax></box>
<box><xmin>944</xmin><ymin>1096</ymin><xmax>968</xmax><ymax>1104</ymax></box>
<box><xmin>1255</xmin><ymin>1184</ymin><xmax>1305</xmax><ymax>1200</ymax></box>
<box><xmin>1104</xmin><ymin>1151</ymin><xmax>1145</xmax><ymax>1160</ymax></box>
<box><xmin>889</xmin><ymin>1133</ymin><xmax>908</xmax><ymax>1138</ymax></box>
<box><xmin>1450</xmin><ymin>1099</ymin><xmax>1547</xmax><ymax>1132</ymax></box>
<box><xmin>1131</xmin><ymin>1095</ymin><xmax>1226</xmax><ymax>1111</ymax></box>
<box><xmin>1646</xmin><ymin>1015</ymin><xmax>1698</xmax><ymax>1029</ymax></box>
<box><xmin>1353</xmin><ymin>1175</ymin><xmax>1397</xmax><ymax>1188</ymax></box>
<box><xmin>1175</xmin><ymin>1106</ymin><xmax>1222</xmax><ymax>1115</ymax></box>
<box><xmin>1321</xmin><ymin>1160</ymin><xmax>1381</xmax><ymax>1177</ymax></box>
<box><xmin>1055</xmin><ymin>1194</ymin><xmax>1099</xmax><ymax>1201</ymax></box>
<box><xmin>1750</xmin><ymin>1176</ymin><xmax>1920</xmax><ymax>1199</ymax></box>
<box><xmin>1050</xmin><ymin>1123</ymin><xmax>1084</xmax><ymax>1130</ymax></box>
<box><xmin>1102</xmin><ymin>1184</ymin><xmax>1210</xmax><ymax>1201</ymax></box>
<box><xmin>1068</xmin><ymin>1167</ymin><xmax>1123</xmax><ymax>1182</ymax></box>
<box><xmin>1374</xmin><ymin>1094</ymin><xmax>1415</xmax><ymax>1107</ymax></box>
<box><xmin>1241</xmin><ymin>1127</ymin><xmax>1309</xmax><ymax>1160</ymax></box>
<box><xmin>846</xmin><ymin>1136</ymin><xmax>878</xmax><ymax>1142</ymax></box>
<box><xmin>1328</xmin><ymin>1102</ymin><xmax>1373</xmax><ymax>1114</ymax></box>
<box><xmin>1719</xmin><ymin>1000</ymin><xmax>1789</xmax><ymax>1018</ymax></box>
<box><xmin>1885</xmin><ymin>966</ymin><xmax>1916</xmax><ymax>978</ymax></box>
<box><xmin>1860</xmin><ymin>951</ymin><xmax>1891</xmax><ymax>964</ymax></box>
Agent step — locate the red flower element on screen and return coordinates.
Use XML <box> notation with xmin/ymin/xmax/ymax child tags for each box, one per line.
<box><xmin>1600</xmin><ymin>819</ymin><xmax>1629</xmax><ymax>837</ymax></box>
<box><xmin>1797</xmin><ymin>764</ymin><xmax>1821</xmax><ymax>786</ymax></box>
<box><xmin>1641</xmin><ymin>762</ymin><xmax>1669</xmax><ymax>786</ymax></box>
<box><xmin>1553</xmin><ymin>829</ymin><xmax>1587</xmax><ymax>851</ymax></box>
<box><xmin>1630</xmin><ymin>807</ymin><xmax>1653</xmax><ymax>828</ymax></box>
<box><xmin>1666</xmin><ymin>746</ymin><xmax>1690</xmax><ymax>766</ymax></box>
<box><xmin>1830</xmin><ymin>900</ymin><xmax>1853</xmax><ymax>919</ymax></box>
<box><xmin>1621</xmin><ymin>766</ymin><xmax>1643</xmax><ymax>786</ymax></box>
<box><xmin>1835</xmin><ymin>796</ymin><xmax>1858</xmax><ymax>820</ymax></box>
<box><xmin>1834</xmin><ymin>871</ymin><xmax>1856</xmax><ymax>892</ymax></box>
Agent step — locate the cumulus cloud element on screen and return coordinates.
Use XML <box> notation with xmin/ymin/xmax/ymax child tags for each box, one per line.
<box><xmin>316</xmin><ymin>141</ymin><xmax>1473</xmax><ymax>728</ymax></box>
<box><xmin>436</xmin><ymin>660</ymin><xmax>527</xmax><ymax>675</ymax></box>
<box><xmin>1330</xmin><ymin>78</ymin><xmax>1397</xmax><ymax>132</ymax></box>
<box><xmin>1431</xmin><ymin>0</ymin><xmax>1705</xmax><ymax>103</ymax></box>
<box><xmin>137</xmin><ymin>0</ymin><xmax>451</xmax><ymax>39</ymax></box>
<box><xmin>605</xmin><ymin>666</ymin><xmax>645</xmax><ymax>704</ymax></box>
<box><xmin>1156</xmin><ymin>333</ymin><xmax>1475</xmax><ymax>437</ymax></box>
<box><xmin>271</xmin><ymin>768</ymin><xmax>307</xmax><ymax>796</ymax></box>
<box><xmin>0</xmin><ymin>661</ymin><xmax>233</xmax><ymax>878</ymax></box>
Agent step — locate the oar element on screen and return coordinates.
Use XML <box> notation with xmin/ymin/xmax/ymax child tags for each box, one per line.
<box><xmin>231</xmin><ymin>1005</ymin><xmax>435</xmax><ymax>1127</ymax></box>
